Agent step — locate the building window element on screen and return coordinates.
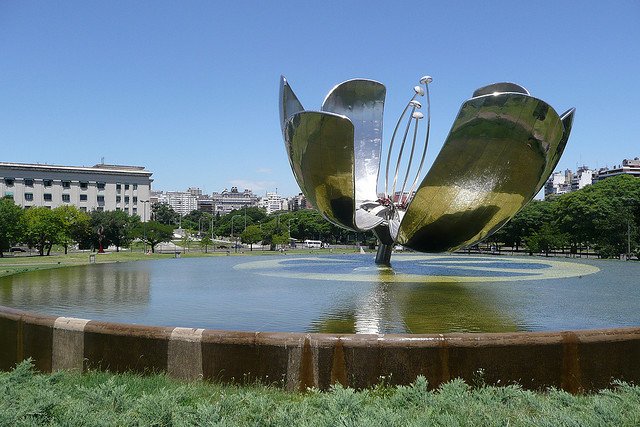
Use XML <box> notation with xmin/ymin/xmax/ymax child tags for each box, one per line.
<box><xmin>4</xmin><ymin>178</ymin><xmax>14</xmax><ymax>186</ymax></box>
<box><xmin>124</xmin><ymin>196</ymin><xmax>130</xmax><ymax>204</ymax></box>
<box><xmin>97</xmin><ymin>195</ymin><xmax>105</xmax><ymax>203</ymax></box>
<box><xmin>80</xmin><ymin>207</ymin><xmax>87</xmax><ymax>212</ymax></box>
<box><xmin>116</xmin><ymin>196</ymin><xmax>121</xmax><ymax>203</ymax></box>
<box><xmin>25</xmin><ymin>193</ymin><xmax>33</xmax><ymax>201</ymax></box>
<box><xmin>97</xmin><ymin>182</ymin><xmax>105</xmax><ymax>190</ymax></box>
<box><xmin>4</xmin><ymin>192</ymin><xmax>13</xmax><ymax>199</ymax></box>
<box><xmin>24</xmin><ymin>178</ymin><xmax>34</xmax><ymax>187</ymax></box>
<box><xmin>125</xmin><ymin>184</ymin><xmax>130</xmax><ymax>190</ymax></box>
<box><xmin>116</xmin><ymin>183</ymin><xmax>121</xmax><ymax>192</ymax></box>
<box><xmin>133</xmin><ymin>184</ymin><xmax>138</xmax><ymax>190</ymax></box>
<box><xmin>44</xmin><ymin>193</ymin><xmax>52</xmax><ymax>202</ymax></box>
<box><xmin>96</xmin><ymin>207</ymin><xmax>104</xmax><ymax>212</ymax></box>
<box><xmin>62</xmin><ymin>181</ymin><xmax>71</xmax><ymax>189</ymax></box>
<box><xmin>116</xmin><ymin>207</ymin><xmax>121</xmax><ymax>211</ymax></box>
<box><xmin>133</xmin><ymin>196</ymin><xmax>138</xmax><ymax>204</ymax></box>
<box><xmin>43</xmin><ymin>179</ymin><xmax>53</xmax><ymax>187</ymax></box>
<box><xmin>80</xmin><ymin>181</ymin><xmax>88</xmax><ymax>190</ymax></box>
<box><xmin>132</xmin><ymin>207</ymin><xmax>137</xmax><ymax>215</ymax></box>
<box><xmin>62</xmin><ymin>194</ymin><xmax>70</xmax><ymax>203</ymax></box>
<box><xmin>80</xmin><ymin>194</ymin><xmax>88</xmax><ymax>202</ymax></box>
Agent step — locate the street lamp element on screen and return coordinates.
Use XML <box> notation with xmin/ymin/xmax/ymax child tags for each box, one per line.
<box><xmin>141</xmin><ymin>200</ymin><xmax>150</xmax><ymax>254</ymax></box>
<box><xmin>231</xmin><ymin>214</ymin><xmax>243</xmax><ymax>253</ymax></box>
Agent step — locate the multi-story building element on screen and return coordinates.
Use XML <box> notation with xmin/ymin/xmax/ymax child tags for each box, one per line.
<box><xmin>156</xmin><ymin>191</ymin><xmax>198</xmax><ymax>216</ymax></box>
<box><xmin>288</xmin><ymin>193</ymin><xmax>311</xmax><ymax>211</ymax></box>
<box><xmin>211</xmin><ymin>187</ymin><xmax>258</xmax><ymax>215</ymax></box>
<box><xmin>595</xmin><ymin>157</ymin><xmax>640</xmax><ymax>181</ymax></box>
<box><xmin>545</xmin><ymin>169</ymin><xmax>574</xmax><ymax>198</ymax></box>
<box><xmin>0</xmin><ymin>162</ymin><xmax>152</xmax><ymax>218</ymax></box>
<box><xmin>570</xmin><ymin>166</ymin><xmax>594</xmax><ymax>191</ymax></box>
<box><xmin>259</xmin><ymin>192</ymin><xmax>288</xmax><ymax>214</ymax></box>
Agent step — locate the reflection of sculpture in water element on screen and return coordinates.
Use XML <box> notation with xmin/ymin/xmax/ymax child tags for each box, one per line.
<box><xmin>97</xmin><ymin>225</ymin><xmax>105</xmax><ymax>254</ymax></box>
<box><xmin>279</xmin><ymin>76</ymin><xmax>575</xmax><ymax>264</ymax></box>
<box><xmin>310</xmin><ymin>268</ymin><xmax>517</xmax><ymax>334</ymax></box>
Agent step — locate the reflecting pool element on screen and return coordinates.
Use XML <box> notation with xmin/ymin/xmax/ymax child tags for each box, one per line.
<box><xmin>0</xmin><ymin>254</ymin><xmax>638</xmax><ymax>334</ymax></box>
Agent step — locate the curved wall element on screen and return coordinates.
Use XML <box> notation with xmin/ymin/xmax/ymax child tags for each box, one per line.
<box><xmin>1</xmin><ymin>305</ymin><xmax>639</xmax><ymax>393</ymax></box>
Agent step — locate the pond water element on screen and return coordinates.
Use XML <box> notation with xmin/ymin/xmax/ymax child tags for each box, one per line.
<box><xmin>0</xmin><ymin>254</ymin><xmax>638</xmax><ymax>334</ymax></box>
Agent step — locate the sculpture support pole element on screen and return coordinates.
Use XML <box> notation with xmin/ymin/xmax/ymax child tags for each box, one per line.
<box><xmin>375</xmin><ymin>241</ymin><xmax>393</xmax><ymax>265</ymax></box>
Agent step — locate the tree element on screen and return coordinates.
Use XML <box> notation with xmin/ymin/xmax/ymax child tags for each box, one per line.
<box><xmin>151</xmin><ymin>202</ymin><xmax>180</xmax><ymax>226</ymax></box>
<box><xmin>240</xmin><ymin>225</ymin><xmax>263</xmax><ymax>251</ymax></box>
<box><xmin>525</xmin><ymin>223</ymin><xmax>568</xmax><ymax>256</ymax></box>
<box><xmin>53</xmin><ymin>206</ymin><xmax>91</xmax><ymax>254</ymax></box>
<box><xmin>0</xmin><ymin>197</ymin><xmax>24</xmax><ymax>257</ymax></box>
<box><xmin>23</xmin><ymin>207</ymin><xmax>63</xmax><ymax>256</ymax></box>
<box><xmin>200</xmin><ymin>235</ymin><xmax>213</xmax><ymax>253</ymax></box>
<box><xmin>134</xmin><ymin>221</ymin><xmax>173</xmax><ymax>253</ymax></box>
<box><xmin>104</xmin><ymin>211</ymin><xmax>139</xmax><ymax>252</ymax></box>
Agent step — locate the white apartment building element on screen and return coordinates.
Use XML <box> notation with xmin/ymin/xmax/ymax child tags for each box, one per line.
<box><xmin>156</xmin><ymin>191</ymin><xmax>198</xmax><ymax>216</ymax></box>
<box><xmin>0</xmin><ymin>162</ymin><xmax>152</xmax><ymax>218</ymax></box>
<box><xmin>259</xmin><ymin>192</ymin><xmax>288</xmax><ymax>214</ymax></box>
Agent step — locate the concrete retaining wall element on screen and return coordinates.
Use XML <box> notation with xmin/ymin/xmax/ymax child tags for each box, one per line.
<box><xmin>1</xmin><ymin>305</ymin><xmax>639</xmax><ymax>393</ymax></box>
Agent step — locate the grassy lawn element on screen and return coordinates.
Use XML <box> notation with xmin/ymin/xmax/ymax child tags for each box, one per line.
<box><xmin>2</xmin><ymin>360</ymin><xmax>640</xmax><ymax>426</ymax></box>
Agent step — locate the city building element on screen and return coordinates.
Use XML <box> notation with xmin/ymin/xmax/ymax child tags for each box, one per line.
<box><xmin>0</xmin><ymin>162</ymin><xmax>152</xmax><ymax>218</ymax></box>
<box><xmin>156</xmin><ymin>190</ymin><xmax>198</xmax><ymax>216</ymax></box>
<box><xmin>595</xmin><ymin>157</ymin><xmax>640</xmax><ymax>181</ymax></box>
<box><xmin>259</xmin><ymin>192</ymin><xmax>288</xmax><ymax>214</ymax></box>
<box><xmin>288</xmin><ymin>192</ymin><xmax>311</xmax><ymax>211</ymax></box>
<box><xmin>210</xmin><ymin>187</ymin><xmax>258</xmax><ymax>215</ymax></box>
<box><xmin>545</xmin><ymin>169</ymin><xmax>575</xmax><ymax>197</ymax></box>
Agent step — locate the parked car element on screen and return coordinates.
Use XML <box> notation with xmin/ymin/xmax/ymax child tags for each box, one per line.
<box><xmin>9</xmin><ymin>247</ymin><xmax>26</xmax><ymax>252</ymax></box>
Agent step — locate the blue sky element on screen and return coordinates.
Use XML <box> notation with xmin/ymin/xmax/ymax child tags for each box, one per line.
<box><xmin>1</xmin><ymin>1</ymin><xmax>639</xmax><ymax>196</ymax></box>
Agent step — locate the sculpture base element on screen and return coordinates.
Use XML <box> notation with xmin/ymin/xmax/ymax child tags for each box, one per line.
<box><xmin>375</xmin><ymin>242</ymin><xmax>393</xmax><ymax>265</ymax></box>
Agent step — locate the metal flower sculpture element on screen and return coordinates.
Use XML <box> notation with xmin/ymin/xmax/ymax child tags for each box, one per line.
<box><xmin>279</xmin><ymin>76</ymin><xmax>574</xmax><ymax>264</ymax></box>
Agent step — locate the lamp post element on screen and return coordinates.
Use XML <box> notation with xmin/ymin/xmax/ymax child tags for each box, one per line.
<box><xmin>141</xmin><ymin>200</ymin><xmax>150</xmax><ymax>254</ymax></box>
<box><xmin>231</xmin><ymin>214</ymin><xmax>243</xmax><ymax>253</ymax></box>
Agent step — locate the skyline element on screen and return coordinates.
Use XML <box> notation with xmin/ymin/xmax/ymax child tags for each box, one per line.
<box><xmin>2</xmin><ymin>1</ymin><xmax>639</xmax><ymax>196</ymax></box>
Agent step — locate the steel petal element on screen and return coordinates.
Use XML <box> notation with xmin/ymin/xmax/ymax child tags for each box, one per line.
<box><xmin>321</xmin><ymin>79</ymin><xmax>386</xmax><ymax>229</ymax></box>
<box><xmin>284</xmin><ymin>111</ymin><xmax>357</xmax><ymax>230</ymax></box>
<box><xmin>279</xmin><ymin>76</ymin><xmax>304</xmax><ymax>135</ymax></box>
<box><xmin>398</xmin><ymin>93</ymin><xmax>565</xmax><ymax>252</ymax></box>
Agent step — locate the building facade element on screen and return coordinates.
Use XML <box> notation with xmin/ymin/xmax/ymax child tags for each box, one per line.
<box><xmin>0</xmin><ymin>162</ymin><xmax>152</xmax><ymax>218</ymax></box>
<box><xmin>211</xmin><ymin>187</ymin><xmax>258</xmax><ymax>215</ymax></box>
<box><xmin>259</xmin><ymin>192</ymin><xmax>288</xmax><ymax>214</ymax></box>
<box><xmin>156</xmin><ymin>191</ymin><xmax>198</xmax><ymax>216</ymax></box>
<box><xmin>595</xmin><ymin>157</ymin><xmax>640</xmax><ymax>181</ymax></box>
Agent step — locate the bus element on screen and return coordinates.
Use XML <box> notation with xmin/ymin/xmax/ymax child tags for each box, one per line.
<box><xmin>303</xmin><ymin>239</ymin><xmax>322</xmax><ymax>248</ymax></box>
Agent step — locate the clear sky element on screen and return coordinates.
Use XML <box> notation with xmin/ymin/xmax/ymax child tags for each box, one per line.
<box><xmin>1</xmin><ymin>1</ymin><xmax>639</xmax><ymax>197</ymax></box>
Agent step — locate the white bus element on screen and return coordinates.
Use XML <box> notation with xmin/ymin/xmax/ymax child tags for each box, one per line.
<box><xmin>303</xmin><ymin>239</ymin><xmax>322</xmax><ymax>248</ymax></box>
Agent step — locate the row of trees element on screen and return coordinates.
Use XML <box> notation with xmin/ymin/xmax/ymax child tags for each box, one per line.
<box><xmin>490</xmin><ymin>175</ymin><xmax>640</xmax><ymax>258</ymax></box>
<box><xmin>0</xmin><ymin>198</ymin><xmax>374</xmax><ymax>256</ymax></box>
<box><xmin>4</xmin><ymin>174</ymin><xmax>635</xmax><ymax>258</ymax></box>
<box><xmin>0</xmin><ymin>200</ymin><xmax>175</xmax><ymax>256</ymax></box>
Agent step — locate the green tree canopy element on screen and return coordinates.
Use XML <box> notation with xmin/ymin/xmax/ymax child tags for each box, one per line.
<box><xmin>0</xmin><ymin>197</ymin><xmax>24</xmax><ymax>256</ymax></box>
<box><xmin>151</xmin><ymin>202</ymin><xmax>180</xmax><ymax>226</ymax></box>
<box><xmin>23</xmin><ymin>207</ymin><xmax>63</xmax><ymax>256</ymax></box>
<box><xmin>134</xmin><ymin>221</ymin><xmax>173</xmax><ymax>253</ymax></box>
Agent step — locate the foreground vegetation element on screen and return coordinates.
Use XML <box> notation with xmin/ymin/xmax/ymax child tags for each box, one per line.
<box><xmin>1</xmin><ymin>360</ymin><xmax>639</xmax><ymax>426</ymax></box>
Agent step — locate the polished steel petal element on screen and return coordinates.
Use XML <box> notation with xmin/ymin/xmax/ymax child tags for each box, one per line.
<box><xmin>534</xmin><ymin>107</ymin><xmax>575</xmax><ymax>194</ymax></box>
<box><xmin>279</xmin><ymin>76</ymin><xmax>305</xmax><ymax>135</ymax></box>
<box><xmin>284</xmin><ymin>111</ymin><xmax>357</xmax><ymax>230</ymax></box>
<box><xmin>398</xmin><ymin>93</ymin><xmax>565</xmax><ymax>252</ymax></box>
<box><xmin>321</xmin><ymin>79</ymin><xmax>386</xmax><ymax>229</ymax></box>
<box><xmin>473</xmin><ymin>82</ymin><xmax>530</xmax><ymax>97</ymax></box>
